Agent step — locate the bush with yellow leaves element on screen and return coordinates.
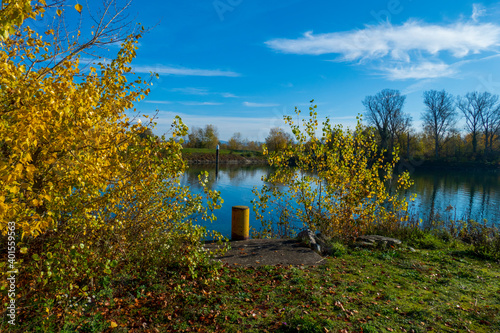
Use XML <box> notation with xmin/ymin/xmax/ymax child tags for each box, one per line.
<box><xmin>252</xmin><ymin>102</ymin><xmax>414</xmax><ymax>241</ymax></box>
<box><xmin>0</xmin><ymin>2</ymin><xmax>225</xmax><ymax>330</ymax></box>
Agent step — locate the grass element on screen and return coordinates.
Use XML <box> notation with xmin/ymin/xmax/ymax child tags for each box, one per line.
<box><xmin>182</xmin><ymin>147</ymin><xmax>263</xmax><ymax>157</ymax></box>
<box><xmin>8</xmin><ymin>240</ymin><xmax>499</xmax><ymax>332</ymax></box>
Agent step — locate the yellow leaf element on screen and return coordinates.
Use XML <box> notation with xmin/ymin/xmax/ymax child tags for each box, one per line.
<box><xmin>110</xmin><ymin>321</ymin><xmax>118</xmax><ymax>328</ymax></box>
<box><xmin>56</xmin><ymin>9</ymin><xmax>62</xmax><ymax>16</ymax></box>
<box><xmin>20</xmin><ymin>247</ymin><xmax>28</xmax><ymax>254</ymax></box>
<box><xmin>26</xmin><ymin>165</ymin><xmax>35</xmax><ymax>175</ymax></box>
<box><xmin>74</xmin><ymin>4</ymin><xmax>83</xmax><ymax>14</ymax></box>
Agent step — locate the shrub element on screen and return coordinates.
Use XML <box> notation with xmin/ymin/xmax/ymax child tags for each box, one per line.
<box><xmin>252</xmin><ymin>101</ymin><xmax>413</xmax><ymax>241</ymax></box>
<box><xmin>0</xmin><ymin>4</ymin><xmax>226</xmax><ymax>331</ymax></box>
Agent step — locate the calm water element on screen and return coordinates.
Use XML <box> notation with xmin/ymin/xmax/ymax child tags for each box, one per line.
<box><xmin>181</xmin><ymin>165</ymin><xmax>500</xmax><ymax>238</ymax></box>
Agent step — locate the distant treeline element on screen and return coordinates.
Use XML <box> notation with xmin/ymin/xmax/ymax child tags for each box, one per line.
<box><xmin>362</xmin><ymin>89</ymin><xmax>500</xmax><ymax>163</ymax></box>
<box><xmin>175</xmin><ymin>89</ymin><xmax>500</xmax><ymax>163</ymax></box>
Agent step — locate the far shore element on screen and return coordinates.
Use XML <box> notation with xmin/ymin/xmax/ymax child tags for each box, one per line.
<box><xmin>184</xmin><ymin>153</ymin><xmax>268</xmax><ymax>165</ymax></box>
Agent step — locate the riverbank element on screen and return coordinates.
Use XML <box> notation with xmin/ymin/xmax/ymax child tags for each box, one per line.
<box><xmin>182</xmin><ymin>148</ymin><xmax>268</xmax><ymax>164</ymax></box>
<box><xmin>400</xmin><ymin>159</ymin><xmax>500</xmax><ymax>171</ymax></box>
<box><xmin>10</xmin><ymin>237</ymin><xmax>498</xmax><ymax>332</ymax></box>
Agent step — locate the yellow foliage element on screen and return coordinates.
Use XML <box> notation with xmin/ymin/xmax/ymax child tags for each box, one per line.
<box><xmin>253</xmin><ymin>102</ymin><xmax>414</xmax><ymax>240</ymax></box>
<box><xmin>0</xmin><ymin>7</ymin><xmax>227</xmax><ymax>320</ymax></box>
<box><xmin>0</xmin><ymin>3</ymin><xmax>224</xmax><ymax>255</ymax></box>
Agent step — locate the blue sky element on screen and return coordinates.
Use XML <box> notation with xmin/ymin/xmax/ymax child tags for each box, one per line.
<box><xmin>114</xmin><ymin>0</ymin><xmax>500</xmax><ymax>141</ymax></box>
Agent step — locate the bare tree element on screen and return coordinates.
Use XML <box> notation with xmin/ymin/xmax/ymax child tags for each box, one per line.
<box><xmin>422</xmin><ymin>90</ymin><xmax>457</xmax><ymax>158</ymax></box>
<box><xmin>457</xmin><ymin>92</ymin><xmax>499</xmax><ymax>154</ymax></box>
<box><xmin>478</xmin><ymin>96</ymin><xmax>500</xmax><ymax>155</ymax></box>
<box><xmin>362</xmin><ymin>89</ymin><xmax>411</xmax><ymax>158</ymax></box>
<box><xmin>491</xmin><ymin>109</ymin><xmax>500</xmax><ymax>153</ymax></box>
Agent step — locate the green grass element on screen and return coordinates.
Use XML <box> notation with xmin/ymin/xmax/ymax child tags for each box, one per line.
<box><xmin>182</xmin><ymin>147</ymin><xmax>263</xmax><ymax>157</ymax></box>
<box><xmin>10</xmin><ymin>242</ymin><xmax>499</xmax><ymax>332</ymax></box>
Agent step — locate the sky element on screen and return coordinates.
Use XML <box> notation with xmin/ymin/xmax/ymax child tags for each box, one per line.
<box><xmin>87</xmin><ymin>0</ymin><xmax>500</xmax><ymax>141</ymax></box>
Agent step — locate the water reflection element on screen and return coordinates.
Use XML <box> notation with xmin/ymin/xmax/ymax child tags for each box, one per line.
<box><xmin>181</xmin><ymin>165</ymin><xmax>500</xmax><ymax>237</ymax></box>
<box><xmin>185</xmin><ymin>164</ymin><xmax>270</xmax><ymax>190</ymax></box>
<box><xmin>407</xmin><ymin>169</ymin><xmax>500</xmax><ymax>224</ymax></box>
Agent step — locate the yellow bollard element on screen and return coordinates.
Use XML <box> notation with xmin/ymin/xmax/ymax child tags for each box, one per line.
<box><xmin>231</xmin><ymin>206</ymin><xmax>249</xmax><ymax>240</ymax></box>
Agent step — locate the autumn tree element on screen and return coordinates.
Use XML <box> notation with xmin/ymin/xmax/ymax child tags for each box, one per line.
<box><xmin>246</xmin><ymin>140</ymin><xmax>263</xmax><ymax>152</ymax></box>
<box><xmin>228</xmin><ymin>132</ymin><xmax>245</xmax><ymax>150</ymax></box>
<box><xmin>0</xmin><ymin>2</ymin><xmax>225</xmax><ymax>328</ymax></box>
<box><xmin>253</xmin><ymin>103</ymin><xmax>413</xmax><ymax>240</ymax></box>
<box><xmin>186</xmin><ymin>124</ymin><xmax>219</xmax><ymax>149</ymax></box>
<box><xmin>362</xmin><ymin>89</ymin><xmax>412</xmax><ymax>159</ymax></box>
<box><xmin>422</xmin><ymin>89</ymin><xmax>457</xmax><ymax>158</ymax></box>
<box><xmin>265</xmin><ymin>127</ymin><xmax>293</xmax><ymax>152</ymax></box>
<box><xmin>203</xmin><ymin>124</ymin><xmax>219</xmax><ymax>149</ymax></box>
<box><xmin>187</xmin><ymin>127</ymin><xmax>204</xmax><ymax>148</ymax></box>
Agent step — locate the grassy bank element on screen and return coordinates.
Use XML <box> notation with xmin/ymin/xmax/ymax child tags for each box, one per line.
<box><xmin>182</xmin><ymin>148</ymin><xmax>267</xmax><ymax>164</ymax></box>
<box><xmin>6</xmin><ymin>235</ymin><xmax>499</xmax><ymax>332</ymax></box>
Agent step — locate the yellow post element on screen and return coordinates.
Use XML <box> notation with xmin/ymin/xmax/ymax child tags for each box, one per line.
<box><xmin>231</xmin><ymin>205</ymin><xmax>249</xmax><ymax>240</ymax></box>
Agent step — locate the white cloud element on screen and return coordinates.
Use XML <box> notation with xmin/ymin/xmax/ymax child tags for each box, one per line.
<box><xmin>171</xmin><ymin>87</ymin><xmax>209</xmax><ymax>95</ymax></box>
<box><xmin>180</xmin><ymin>102</ymin><xmax>223</xmax><ymax>106</ymax></box>
<box><xmin>144</xmin><ymin>100</ymin><xmax>173</xmax><ymax>104</ymax></box>
<box><xmin>132</xmin><ymin>64</ymin><xmax>240</xmax><ymax>77</ymax></box>
<box><xmin>266</xmin><ymin>20</ymin><xmax>500</xmax><ymax>80</ymax></box>
<box><xmin>221</xmin><ymin>92</ymin><xmax>239</xmax><ymax>98</ymax></box>
<box><xmin>384</xmin><ymin>62</ymin><xmax>457</xmax><ymax>80</ymax></box>
<box><xmin>243</xmin><ymin>102</ymin><xmax>280</xmax><ymax>107</ymax></box>
<box><xmin>171</xmin><ymin>87</ymin><xmax>239</xmax><ymax>98</ymax></box>
<box><xmin>266</xmin><ymin>21</ymin><xmax>500</xmax><ymax>60</ymax></box>
<box><xmin>472</xmin><ymin>3</ymin><xmax>486</xmax><ymax>22</ymax></box>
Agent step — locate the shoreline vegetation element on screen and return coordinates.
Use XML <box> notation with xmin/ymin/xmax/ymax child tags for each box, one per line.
<box><xmin>182</xmin><ymin>147</ymin><xmax>500</xmax><ymax>171</ymax></box>
<box><xmin>182</xmin><ymin>148</ymin><xmax>268</xmax><ymax>164</ymax></box>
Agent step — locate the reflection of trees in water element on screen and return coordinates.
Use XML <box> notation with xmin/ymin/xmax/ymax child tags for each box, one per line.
<box><xmin>182</xmin><ymin>164</ymin><xmax>267</xmax><ymax>189</ymax></box>
<box><xmin>222</xmin><ymin>166</ymin><xmax>259</xmax><ymax>186</ymax></box>
<box><xmin>182</xmin><ymin>166</ymin><xmax>216</xmax><ymax>190</ymax></box>
<box><xmin>408</xmin><ymin>169</ymin><xmax>500</xmax><ymax>222</ymax></box>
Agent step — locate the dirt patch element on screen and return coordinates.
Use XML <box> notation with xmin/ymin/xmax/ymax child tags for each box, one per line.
<box><xmin>204</xmin><ymin>239</ymin><xmax>326</xmax><ymax>267</ymax></box>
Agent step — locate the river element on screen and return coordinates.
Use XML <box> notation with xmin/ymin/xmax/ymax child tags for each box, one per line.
<box><xmin>181</xmin><ymin>165</ymin><xmax>500</xmax><ymax>238</ymax></box>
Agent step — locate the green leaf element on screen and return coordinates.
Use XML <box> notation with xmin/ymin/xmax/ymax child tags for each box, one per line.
<box><xmin>1</xmin><ymin>30</ymin><xmax>9</xmax><ymax>41</ymax></box>
<box><xmin>32</xmin><ymin>254</ymin><xmax>40</xmax><ymax>261</ymax></box>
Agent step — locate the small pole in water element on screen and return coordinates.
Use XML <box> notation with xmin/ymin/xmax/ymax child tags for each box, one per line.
<box><xmin>216</xmin><ymin>144</ymin><xmax>220</xmax><ymax>180</ymax></box>
<box><xmin>407</xmin><ymin>132</ymin><xmax>410</xmax><ymax>159</ymax></box>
